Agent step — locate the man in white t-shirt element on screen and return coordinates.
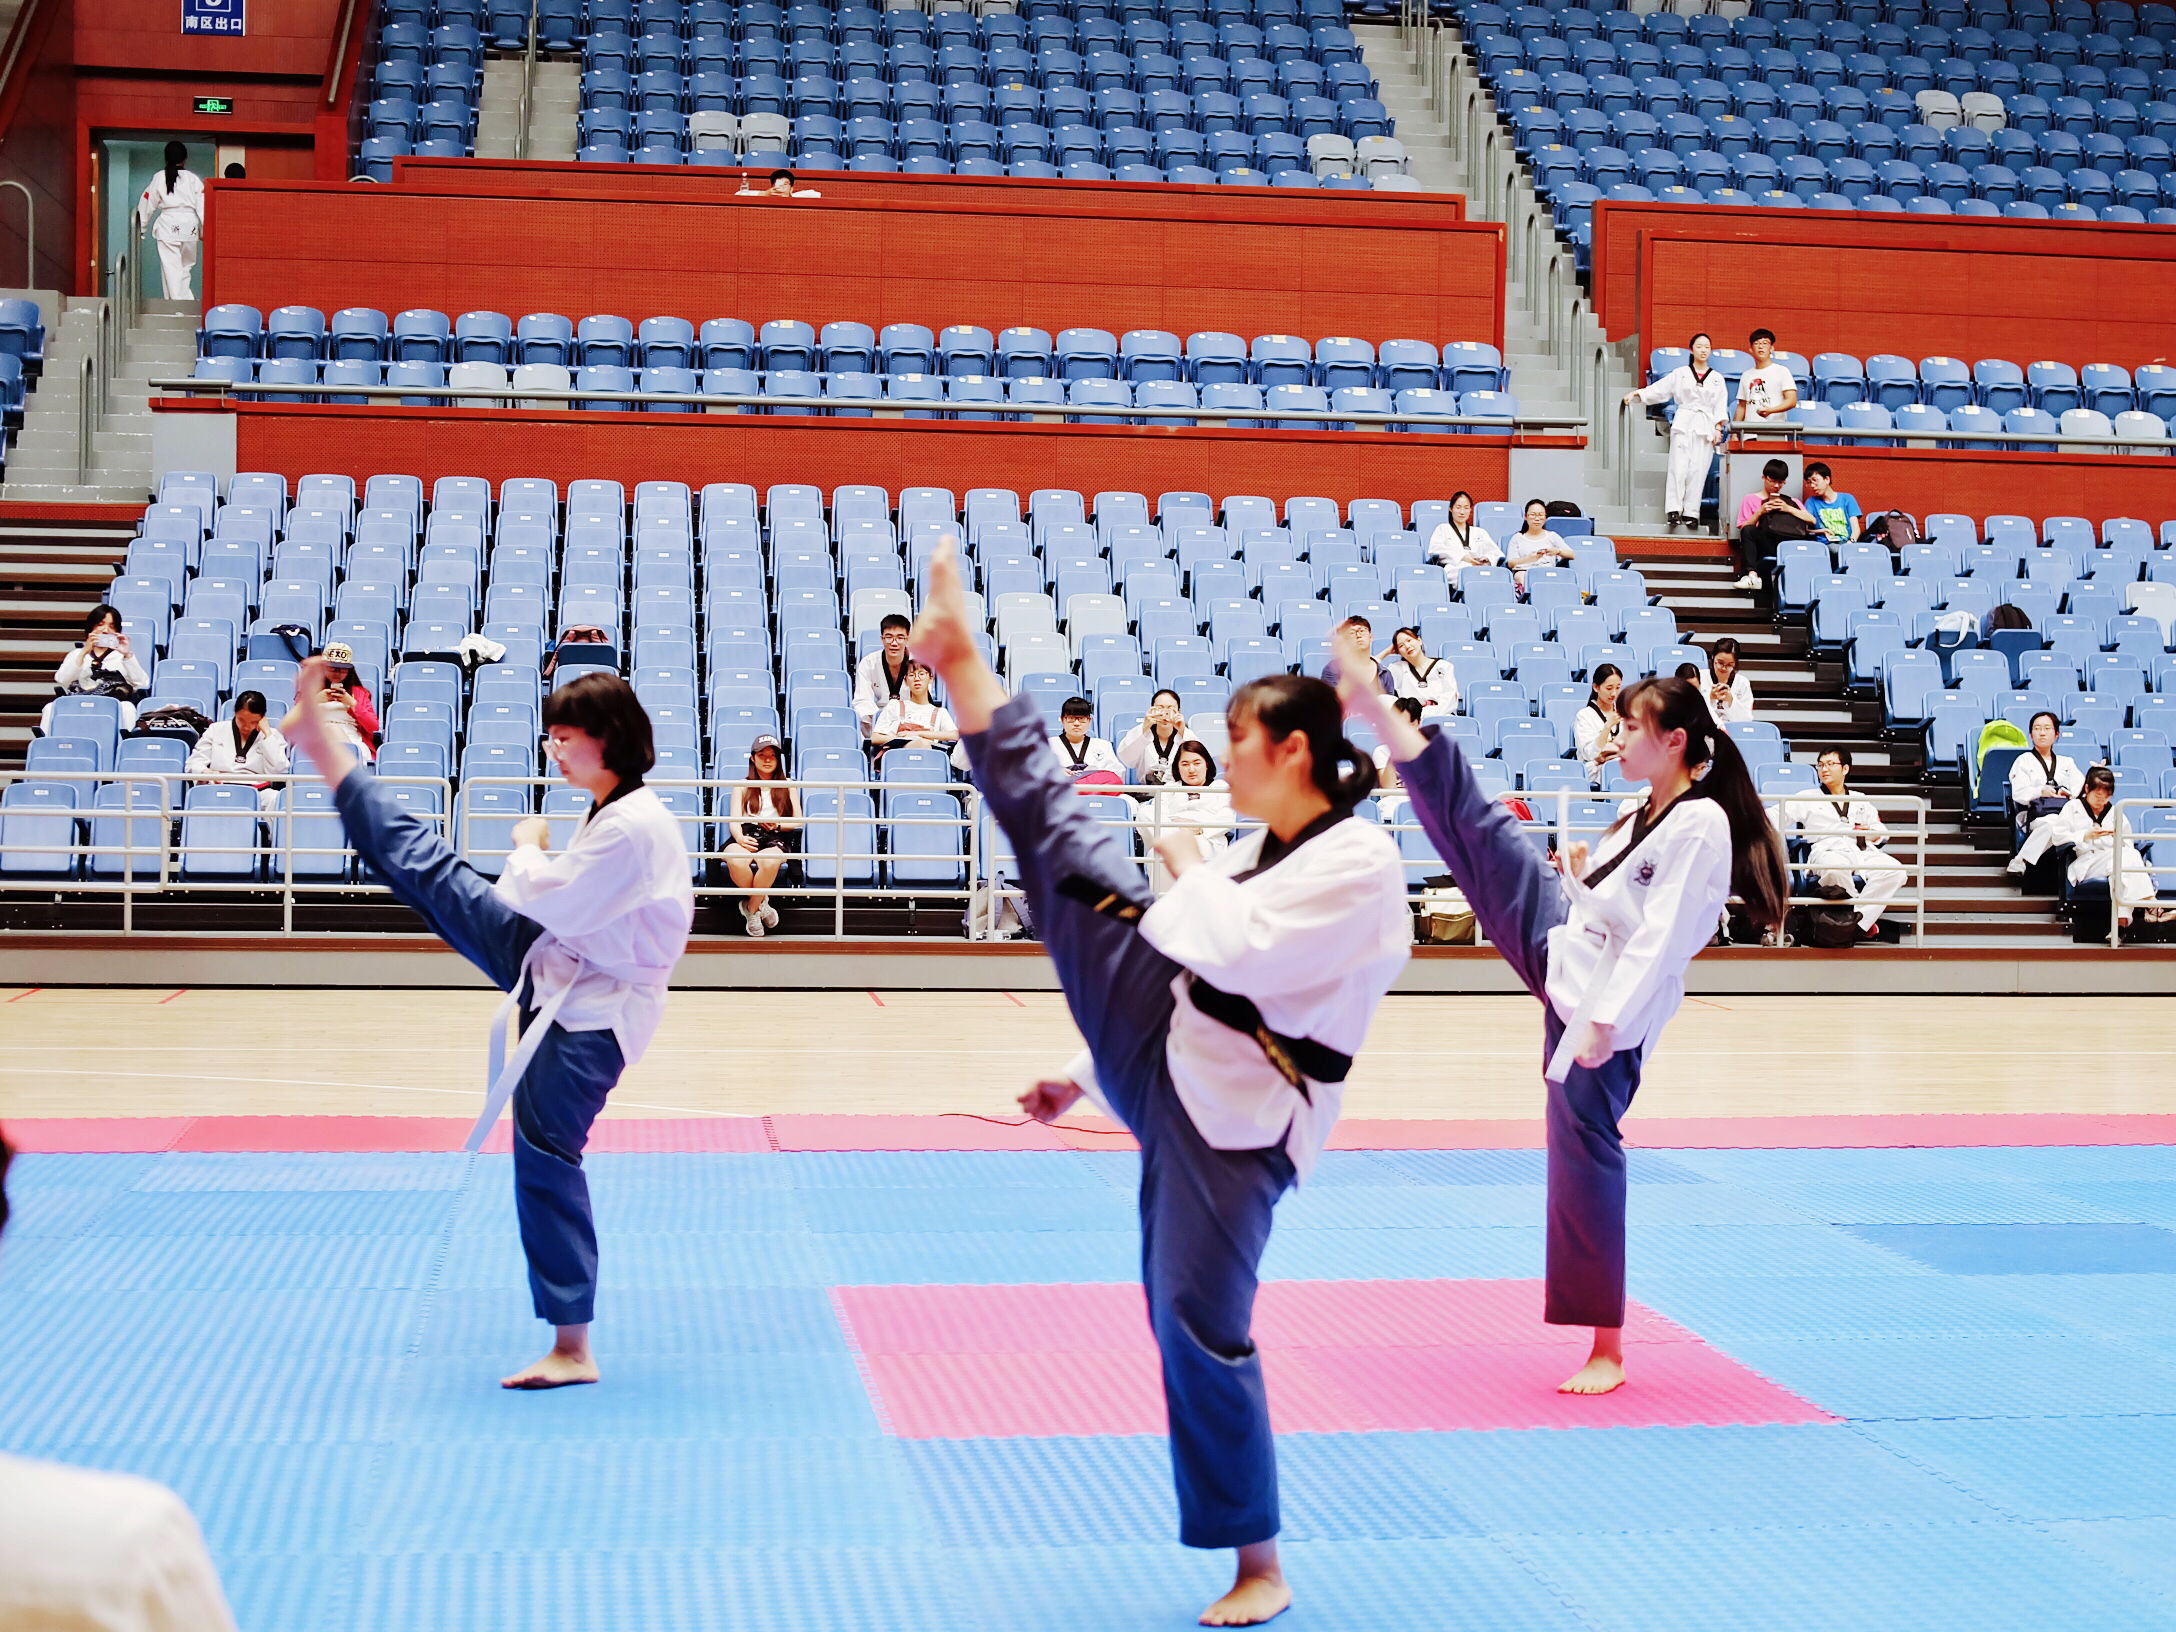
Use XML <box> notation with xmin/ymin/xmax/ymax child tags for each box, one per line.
<box><xmin>0</xmin><ymin>1128</ymin><xmax>239</xmax><ymax>1632</ymax></box>
<box><xmin>1734</xmin><ymin>327</ymin><xmax>1798</xmax><ymax>436</ymax></box>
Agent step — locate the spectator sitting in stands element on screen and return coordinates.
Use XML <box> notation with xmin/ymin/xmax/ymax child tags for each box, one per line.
<box><xmin>1797</xmin><ymin>747</ymin><xmax>1907</xmax><ymax>942</ymax></box>
<box><xmin>1325</xmin><ymin>614</ymin><xmax>1391</xmax><ymax>693</ymax></box>
<box><xmin>1117</xmin><ymin>687</ymin><xmax>1188</xmax><ymax>786</ymax></box>
<box><xmin>1373</xmin><ymin>697</ymin><xmax>1425</xmax><ymax>816</ymax></box>
<box><xmin>1803</xmin><ymin>461</ymin><xmax>1863</xmax><ymax>545</ymax></box>
<box><xmin>1505</xmin><ymin>498</ymin><xmax>1577</xmax><ymax>586</ymax></box>
<box><xmin>1383</xmin><ymin>626</ymin><xmax>1459</xmax><ymax>718</ymax></box>
<box><xmin>870</xmin><ymin>659</ymin><xmax>957</xmax><ymax>765</ymax></box>
<box><xmin>762</xmin><ymin>166</ymin><xmax>821</xmax><ymax>198</ymax></box>
<box><xmin>1734</xmin><ymin>326</ymin><xmax>1799</xmax><ymax>432</ymax></box>
<box><xmin>1049</xmin><ymin>695</ymin><xmax>1123</xmax><ymax>781</ymax></box>
<box><xmin>44</xmin><ymin>603</ymin><xmax>149</xmax><ymax>733</ymax></box>
<box><xmin>1158</xmin><ymin>738</ymin><xmax>1234</xmax><ymax>861</ymax></box>
<box><xmin>308</xmin><ymin>640</ymin><xmax>377</xmax><ymax>763</ymax></box>
<box><xmin>1426</xmin><ymin>489</ymin><xmax>1500</xmax><ymax>584</ymax></box>
<box><xmin>1733</xmin><ymin>457</ymin><xmax>1817</xmax><ymax>591</ymax></box>
<box><xmin>1704</xmin><ymin>636</ymin><xmax>1755</xmax><ymax>725</ymax></box>
<box><xmin>1574</xmin><ymin>663</ymin><xmax>1625</xmax><ymax>786</ymax></box>
<box><xmin>2045</xmin><ymin>765</ymin><xmax>2166</xmax><ymax>929</ymax></box>
<box><xmin>1673</xmin><ymin>662</ymin><xmax>1703</xmax><ymax>685</ymax></box>
<box><xmin>0</xmin><ymin>1126</ymin><xmax>241</xmax><ymax>1632</ymax></box>
<box><xmin>186</xmin><ymin>689</ymin><xmax>289</xmax><ymax>811</ymax></box>
<box><xmin>727</xmin><ymin>733</ymin><xmax>800</xmax><ymax>937</ymax></box>
<box><xmin>2008</xmin><ymin>711</ymin><xmax>2089</xmax><ymax>873</ymax></box>
<box><xmin>853</xmin><ymin>613</ymin><xmax>914</xmax><ymax>740</ymax></box>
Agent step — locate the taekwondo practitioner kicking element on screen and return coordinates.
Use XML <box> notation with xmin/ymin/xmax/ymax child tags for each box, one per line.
<box><xmin>911</xmin><ymin>540</ymin><xmax>1411</xmax><ymax>1626</ymax></box>
<box><xmin>284</xmin><ymin>659</ymin><xmax>694</xmax><ymax>1389</ymax></box>
<box><xmin>1339</xmin><ymin>671</ymin><xmax>1787</xmax><ymax>1396</ymax></box>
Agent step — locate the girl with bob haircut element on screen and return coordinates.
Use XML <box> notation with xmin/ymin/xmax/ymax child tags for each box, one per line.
<box><xmin>283</xmin><ymin>664</ymin><xmax>694</xmax><ymax>1392</ymax></box>
<box><xmin>909</xmin><ymin>541</ymin><xmax>1411</xmax><ymax>1629</ymax></box>
<box><xmin>1339</xmin><ymin>672</ymin><xmax>1787</xmax><ymax>1397</ymax></box>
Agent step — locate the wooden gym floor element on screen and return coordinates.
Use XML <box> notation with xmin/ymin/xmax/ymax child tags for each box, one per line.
<box><xmin>1</xmin><ymin>989</ymin><xmax>2170</xmax><ymax>1124</ymax></box>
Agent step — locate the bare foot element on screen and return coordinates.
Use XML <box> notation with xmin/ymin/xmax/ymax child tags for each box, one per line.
<box><xmin>1200</xmin><ymin>1543</ymin><xmax>1291</xmax><ymax>1627</ymax></box>
<box><xmin>1558</xmin><ymin>1354</ymin><xmax>1626</xmax><ymax>1394</ymax></box>
<box><xmin>501</xmin><ymin>1340</ymin><xmax>599</xmax><ymax>1390</ymax></box>
<box><xmin>1200</xmin><ymin>1576</ymin><xmax>1291</xmax><ymax>1627</ymax></box>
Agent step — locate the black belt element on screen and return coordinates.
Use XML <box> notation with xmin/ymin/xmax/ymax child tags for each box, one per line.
<box><xmin>1186</xmin><ymin>976</ymin><xmax>1352</xmax><ymax>1098</ymax></box>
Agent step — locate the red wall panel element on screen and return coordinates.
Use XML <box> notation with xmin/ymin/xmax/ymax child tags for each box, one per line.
<box><xmin>1593</xmin><ymin>203</ymin><xmax>2176</xmax><ymax>367</ymax></box>
<box><xmin>394</xmin><ymin>156</ymin><xmax>1466</xmax><ymax>223</ymax></box>
<box><xmin>205</xmin><ymin>177</ymin><xmax>1507</xmax><ymax>349</ymax></box>
<box><xmin>74</xmin><ymin>0</ymin><xmax>342</xmax><ymax>79</ymax></box>
<box><xmin>0</xmin><ymin>0</ymin><xmax>78</xmax><ymax>293</ymax></box>
<box><xmin>212</xmin><ymin>402</ymin><xmax>1517</xmax><ymax>508</ymax></box>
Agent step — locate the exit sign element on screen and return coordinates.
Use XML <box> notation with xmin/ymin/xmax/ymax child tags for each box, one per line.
<box><xmin>193</xmin><ymin>96</ymin><xmax>234</xmax><ymax>115</ymax></box>
<box><xmin>182</xmin><ymin>0</ymin><xmax>245</xmax><ymax>35</ymax></box>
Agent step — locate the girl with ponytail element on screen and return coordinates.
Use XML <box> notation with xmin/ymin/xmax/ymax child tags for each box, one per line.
<box><xmin>910</xmin><ymin>541</ymin><xmax>1411</xmax><ymax>1627</ymax></box>
<box><xmin>1338</xmin><ymin>670</ymin><xmax>1786</xmax><ymax>1399</ymax></box>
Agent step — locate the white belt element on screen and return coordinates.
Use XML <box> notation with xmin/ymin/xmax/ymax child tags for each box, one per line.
<box><xmin>1545</xmin><ymin>872</ymin><xmax>1637</xmax><ymax>1087</ymax></box>
<box><xmin>465</xmin><ymin>939</ymin><xmax>580</xmax><ymax>1152</ymax></box>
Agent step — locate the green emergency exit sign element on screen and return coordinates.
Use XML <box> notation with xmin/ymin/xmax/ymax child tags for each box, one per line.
<box><xmin>193</xmin><ymin>96</ymin><xmax>234</xmax><ymax>115</ymax></box>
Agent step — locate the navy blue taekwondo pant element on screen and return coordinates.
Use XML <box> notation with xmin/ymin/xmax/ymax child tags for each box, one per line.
<box><xmin>1396</xmin><ymin>729</ymin><xmax>1645</xmax><ymax>1330</ymax></box>
<box><xmin>963</xmin><ymin>692</ymin><xmax>1294</xmax><ymax>1550</ymax></box>
<box><xmin>335</xmin><ymin>772</ymin><xmax>623</xmax><ymax>1326</ymax></box>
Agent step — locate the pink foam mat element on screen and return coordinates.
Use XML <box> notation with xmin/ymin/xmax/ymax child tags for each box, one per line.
<box><xmin>8</xmin><ymin>1110</ymin><xmax>2174</xmax><ymax>1154</ymax></box>
<box><xmin>833</xmin><ymin>1278</ymin><xmax>1835</xmax><ymax>1437</ymax></box>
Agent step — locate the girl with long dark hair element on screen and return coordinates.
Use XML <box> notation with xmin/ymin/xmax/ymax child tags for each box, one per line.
<box><xmin>912</xmin><ymin>540</ymin><xmax>1410</xmax><ymax>1628</ymax></box>
<box><xmin>1339</xmin><ymin>672</ymin><xmax>1787</xmax><ymax>1396</ymax></box>
<box><xmin>135</xmin><ymin>141</ymin><xmax>205</xmax><ymax>301</ymax></box>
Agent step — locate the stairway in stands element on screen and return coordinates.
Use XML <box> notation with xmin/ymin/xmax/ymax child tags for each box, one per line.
<box><xmin>1625</xmin><ymin>537</ymin><xmax>2069</xmax><ymax>948</ymax></box>
<box><xmin>1</xmin><ymin>298</ymin><xmax>196</xmax><ymax>504</ymax></box>
<box><xmin>1358</xmin><ymin>23</ymin><xmax>1645</xmax><ymax>529</ymax></box>
<box><xmin>0</xmin><ymin>513</ymin><xmax>134</xmax><ymax>762</ymax></box>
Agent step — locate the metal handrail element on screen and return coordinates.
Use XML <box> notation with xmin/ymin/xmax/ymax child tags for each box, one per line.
<box><xmin>149</xmin><ymin>376</ymin><xmax>1591</xmax><ymax>433</ymax></box>
<box><xmin>114</xmin><ymin>235</ymin><xmax>140</xmax><ymax>347</ymax></box>
<box><xmin>515</xmin><ymin>0</ymin><xmax>539</xmax><ymax>163</ymax></box>
<box><xmin>2103</xmin><ymin>797</ymin><xmax>2175</xmax><ymax>947</ymax></box>
<box><xmin>0</xmin><ymin>179</ymin><xmax>32</xmax><ymax>288</ymax></box>
<box><xmin>324</xmin><ymin>0</ymin><xmax>362</xmax><ymax>108</ymax></box>
<box><xmin>73</xmin><ymin>353</ymin><xmax>94</xmax><ymax>486</ymax></box>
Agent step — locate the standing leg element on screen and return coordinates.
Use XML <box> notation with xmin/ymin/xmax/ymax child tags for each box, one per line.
<box><xmin>512</xmin><ymin>1021</ymin><xmax>622</xmax><ymax>1326</ymax></box>
<box><xmin>962</xmin><ymin>693</ymin><xmax>1182</xmax><ymax>1116</ymax></box>
<box><xmin>1390</xmin><ymin>728</ymin><xmax>1568</xmax><ymax>999</ymax></box>
<box><xmin>1852</xmin><ymin>850</ymin><xmax>1908</xmax><ymax>932</ymax></box>
<box><xmin>1542</xmin><ymin>1008</ymin><xmax>1645</xmax><ymax>1395</ymax></box>
<box><xmin>1664</xmin><ymin>431</ymin><xmax>1700</xmax><ymax>520</ymax></box>
<box><xmin>333</xmin><ymin>771</ymin><xmax>541</xmax><ymax>990</ymax></box>
<box><xmin>1131</xmin><ymin>1072</ymin><xmax>1297</xmax><ymax>1624</ymax></box>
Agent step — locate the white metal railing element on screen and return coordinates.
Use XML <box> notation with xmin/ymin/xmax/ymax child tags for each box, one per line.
<box><xmin>148</xmin><ymin>376</ymin><xmax>1588</xmax><ymax>435</ymax></box>
<box><xmin>0</xmin><ymin>769</ymin><xmax>1931</xmax><ymax>945</ymax></box>
<box><xmin>515</xmin><ymin>0</ymin><xmax>539</xmax><ymax>163</ymax></box>
<box><xmin>2103</xmin><ymin>797</ymin><xmax>2176</xmax><ymax>947</ymax></box>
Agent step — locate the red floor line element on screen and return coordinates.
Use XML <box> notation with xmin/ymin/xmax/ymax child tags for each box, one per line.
<box><xmin>5</xmin><ymin>1111</ymin><xmax>2173</xmax><ymax>1154</ymax></box>
<box><xmin>157</xmin><ymin>989</ymin><xmax>186</xmax><ymax>1004</ymax></box>
<box><xmin>1000</xmin><ymin>991</ymin><xmax>1026</xmax><ymax>1007</ymax></box>
<box><xmin>868</xmin><ymin>990</ymin><xmax>886</xmax><ymax>1006</ymax></box>
<box><xmin>6</xmin><ymin>987</ymin><xmax>39</xmax><ymax>1002</ymax></box>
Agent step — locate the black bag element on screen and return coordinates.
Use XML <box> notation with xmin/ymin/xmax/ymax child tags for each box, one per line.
<box><xmin>1545</xmin><ymin>499</ymin><xmax>1584</xmax><ymax>519</ymax></box>
<box><xmin>1864</xmin><ymin>510</ymin><xmax>1919</xmax><ymax>552</ymax></box>
<box><xmin>2022</xmin><ymin>793</ymin><xmax>2069</xmax><ymax>825</ymax></box>
<box><xmin>1803</xmin><ymin>882</ymin><xmax>1860</xmax><ymax>948</ymax></box>
<box><xmin>132</xmin><ymin>704</ymin><xmax>210</xmax><ymax>742</ymax></box>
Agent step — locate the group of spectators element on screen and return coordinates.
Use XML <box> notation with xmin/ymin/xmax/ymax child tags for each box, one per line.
<box><xmin>2005</xmin><ymin>712</ymin><xmax>2169</xmax><ymax>929</ymax></box>
<box><xmin>1625</xmin><ymin>326</ymin><xmax>1805</xmax><ymax>539</ymax></box>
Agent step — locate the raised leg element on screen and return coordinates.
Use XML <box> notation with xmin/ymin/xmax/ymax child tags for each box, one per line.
<box><xmin>333</xmin><ymin>771</ymin><xmax>541</xmax><ymax>991</ymax></box>
<box><xmin>1391</xmin><ymin>728</ymin><xmax>1568</xmax><ymax>998</ymax></box>
<box><xmin>962</xmin><ymin>692</ymin><xmax>1182</xmax><ymax>1120</ymax></box>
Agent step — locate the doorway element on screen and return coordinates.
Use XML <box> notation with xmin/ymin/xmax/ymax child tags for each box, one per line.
<box><xmin>99</xmin><ymin>137</ymin><xmax>217</xmax><ymax>300</ymax></box>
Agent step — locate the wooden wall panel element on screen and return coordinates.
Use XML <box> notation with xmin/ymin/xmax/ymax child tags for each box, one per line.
<box><xmin>1593</xmin><ymin>202</ymin><xmax>2176</xmax><ymax>367</ymax></box>
<box><xmin>0</xmin><ymin>0</ymin><xmax>77</xmax><ymax>293</ymax></box>
<box><xmin>205</xmin><ymin>177</ymin><xmax>1507</xmax><ymax>348</ymax></box>
<box><xmin>74</xmin><ymin>0</ymin><xmax>342</xmax><ymax>79</ymax></box>
<box><xmin>219</xmin><ymin>402</ymin><xmax>1518</xmax><ymax>508</ymax></box>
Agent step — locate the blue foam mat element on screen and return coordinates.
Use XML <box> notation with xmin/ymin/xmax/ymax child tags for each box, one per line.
<box><xmin>11</xmin><ymin>1147</ymin><xmax>2176</xmax><ymax>1632</ymax></box>
<box><xmin>1844</xmin><ymin>1221</ymin><xmax>2176</xmax><ymax>1275</ymax></box>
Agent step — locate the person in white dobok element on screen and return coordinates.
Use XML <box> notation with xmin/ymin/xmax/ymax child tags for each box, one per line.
<box><xmin>2006</xmin><ymin>711</ymin><xmax>2087</xmax><ymax>873</ymax></box>
<box><xmin>1701</xmin><ymin>637</ymin><xmax>1755</xmax><ymax>726</ymax></box>
<box><xmin>134</xmin><ymin>142</ymin><xmax>204</xmax><ymax>301</ymax></box>
<box><xmin>1623</xmin><ymin>331</ymin><xmax>1730</xmax><ymax>532</ymax></box>
<box><xmin>1382</xmin><ymin>626</ymin><xmax>1459</xmax><ymax>719</ymax></box>
<box><xmin>2045</xmin><ymin>766</ymin><xmax>2165</xmax><ymax>928</ymax></box>
<box><xmin>1795</xmin><ymin>747</ymin><xmax>1909</xmax><ymax>940</ymax></box>
<box><xmin>1426</xmin><ymin>489</ymin><xmax>1500</xmax><ymax>588</ymax></box>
